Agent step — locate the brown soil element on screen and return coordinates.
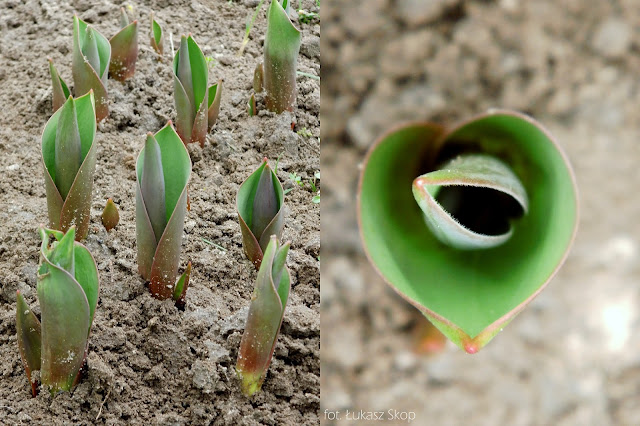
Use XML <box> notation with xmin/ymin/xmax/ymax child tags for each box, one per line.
<box><xmin>322</xmin><ymin>0</ymin><xmax>640</xmax><ymax>425</ymax></box>
<box><xmin>0</xmin><ymin>0</ymin><xmax>319</xmax><ymax>424</ymax></box>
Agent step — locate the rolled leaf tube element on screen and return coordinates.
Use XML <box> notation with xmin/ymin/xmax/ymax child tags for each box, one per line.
<box><xmin>42</xmin><ymin>91</ymin><xmax>97</xmax><ymax>241</ymax></box>
<box><xmin>109</xmin><ymin>8</ymin><xmax>138</xmax><ymax>82</ymax></box>
<box><xmin>236</xmin><ymin>236</ymin><xmax>291</xmax><ymax>397</ymax></box>
<box><xmin>72</xmin><ymin>15</ymin><xmax>110</xmax><ymax>122</ymax></box>
<box><xmin>173</xmin><ymin>35</ymin><xmax>210</xmax><ymax>147</ymax></box>
<box><xmin>16</xmin><ymin>226</ymin><xmax>99</xmax><ymax>396</ymax></box>
<box><xmin>150</xmin><ymin>13</ymin><xmax>163</xmax><ymax>55</ymax></box>
<box><xmin>263</xmin><ymin>0</ymin><xmax>301</xmax><ymax>113</ymax></box>
<box><xmin>358</xmin><ymin>111</ymin><xmax>578</xmax><ymax>353</ymax></box>
<box><xmin>136</xmin><ymin>123</ymin><xmax>192</xmax><ymax>300</ymax></box>
<box><xmin>236</xmin><ymin>159</ymin><xmax>285</xmax><ymax>268</ymax></box>
<box><xmin>49</xmin><ymin>59</ymin><xmax>70</xmax><ymax>112</ymax></box>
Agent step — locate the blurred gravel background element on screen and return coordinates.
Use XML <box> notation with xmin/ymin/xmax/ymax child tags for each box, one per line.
<box><xmin>321</xmin><ymin>0</ymin><xmax>640</xmax><ymax>425</ymax></box>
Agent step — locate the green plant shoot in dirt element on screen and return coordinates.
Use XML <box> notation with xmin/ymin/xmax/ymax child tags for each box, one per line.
<box><xmin>136</xmin><ymin>122</ymin><xmax>192</xmax><ymax>302</ymax></box>
<box><xmin>109</xmin><ymin>7</ymin><xmax>138</xmax><ymax>81</ymax></box>
<box><xmin>237</xmin><ymin>0</ymin><xmax>265</xmax><ymax>56</ymax></box>
<box><xmin>358</xmin><ymin>110</ymin><xmax>578</xmax><ymax>353</ymax></box>
<box><xmin>101</xmin><ymin>198</ymin><xmax>119</xmax><ymax>231</ymax></box>
<box><xmin>248</xmin><ymin>93</ymin><xmax>256</xmax><ymax>117</ymax></box>
<box><xmin>254</xmin><ymin>0</ymin><xmax>301</xmax><ymax>113</ymax></box>
<box><xmin>17</xmin><ymin>226</ymin><xmax>99</xmax><ymax>397</ymax></box>
<box><xmin>42</xmin><ymin>91</ymin><xmax>97</xmax><ymax>241</ymax></box>
<box><xmin>150</xmin><ymin>13</ymin><xmax>164</xmax><ymax>55</ymax></box>
<box><xmin>237</xmin><ymin>159</ymin><xmax>285</xmax><ymax>269</ymax></box>
<box><xmin>172</xmin><ymin>34</ymin><xmax>222</xmax><ymax>147</ymax></box>
<box><xmin>236</xmin><ymin>236</ymin><xmax>290</xmax><ymax>397</ymax></box>
<box><xmin>73</xmin><ymin>15</ymin><xmax>111</xmax><ymax>122</ymax></box>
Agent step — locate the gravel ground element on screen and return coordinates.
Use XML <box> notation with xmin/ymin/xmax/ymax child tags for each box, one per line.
<box><xmin>321</xmin><ymin>1</ymin><xmax>640</xmax><ymax>425</ymax></box>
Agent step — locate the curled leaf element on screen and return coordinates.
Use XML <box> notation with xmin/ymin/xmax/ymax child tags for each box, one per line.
<box><xmin>207</xmin><ymin>80</ymin><xmax>222</xmax><ymax>131</ymax></box>
<box><xmin>16</xmin><ymin>291</ymin><xmax>42</xmax><ymax>397</ymax></box>
<box><xmin>49</xmin><ymin>59</ymin><xmax>70</xmax><ymax>113</ymax></box>
<box><xmin>109</xmin><ymin>8</ymin><xmax>138</xmax><ymax>82</ymax></box>
<box><xmin>150</xmin><ymin>13</ymin><xmax>164</xmax><ymax>55</ymax></box>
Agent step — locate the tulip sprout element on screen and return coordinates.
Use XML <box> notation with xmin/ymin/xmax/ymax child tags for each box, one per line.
<box><xmin>236</xmin><ymin>159</ymin><xmax>285</xmax><ymax>269</ymax></box>
<box><xmin>109</xmin><ymin>8</ymin><xmax>138</xmax><ymax>82</ymax></box>
<box><xmin>136</xmin><ymin>122</ymin><xmax>192</xmax><ymax>301</ymax></box>
<box><xmin>72</xmin><ymin>15</ymin><xmax>111</xmax><ymax>122</ymax></box>
<box><xmin>254</xmin><ymin>0</ymin><xmax>301</xmax><ymax>113</ymax></box>
<box><xmin>42</xmin><ymin>91</ymin><xmax>97</xmax><ymax>241</ymax></box>
<box><xmin>150</xmin><ymin>13</ymin><xmax>164</xmax><ymax>55</ymax></box>
<box><xmin>172</xmin><ymin>35</ymin><xmax>223</xmax><ymax>147</ymax></box>
<box><xmin>358</xmin><ymin>111</ymin><xmax>578</xmax><ymax>353</ymax></box>
<box><xmin>16</xmin><ymin>226</ymin><xmax>99</xmax><ymax>396</ymax></box>
<box><xmin>236</xmin><ymin>236</ymin><xmax>290</xmax><ymax>397</ymax></box>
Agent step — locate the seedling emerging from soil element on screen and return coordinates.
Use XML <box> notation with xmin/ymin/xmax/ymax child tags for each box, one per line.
<box><xmin>237</xmin><ymin>159</ymin><xmax>285</xmax><ymax>269</ymax></box>
<box><xmin>173</xmin><ymin>35</ymin><xmax>222</xmax><ymax>147</ymax></box>
<box><xmin>136</xmin><ymin>123</ymin><xmax>192</xmax><ymax>301</ymax></box>
<box><xmin>359</xmin><ymin>111</ymin><xmax>578</xmax><ymax>353</ymax></box>
<box><xmin>16</xmin><ymin>226</ymin><xmax>99</xmax><ymax>397</ymax></box>
<box><xmin>247</xmin><ymin>93</ymin><xmax>256</xmax><ymax>117</ymax></box>
<box><xmin>255</xmin><ymin>0</ymin><xmax>301</xmax><ymax>113</ymax></box>
<box><xmin>48</xmin><ymin>59</ymin><xmax>70</xmax><ymax>112</ymax></box>
<box><xmin>150</xmin><ymin>13</ymin><xmax>163</xmax><ymax>55</ymax></box>
<box><xmin>109</xmin><ymin>8</ymin><xmax>138</xmax><ymax>82</ymax></box>
<box><xmin>101</xmin><ymin>198</ymin><xmax>120</xmax><ymax>231</ymax></box>
<box><xmin>42</xmin><ymin>91</ymin><xmax>97</xmax><ymax>241</ymax></box>
<box><xmin>72</xmin><ymin>15</ymin><xmax>111</xmax><ymax>122</ymax></box>
<box><xmin>236</xmin><ymin>236</ymin><xmax>291</xmax><ymax>397</ymax></box>
<box><xmin>237</xmin><ymin>0</ymin><xmax>266</xmax><ymax>56</ymax></box>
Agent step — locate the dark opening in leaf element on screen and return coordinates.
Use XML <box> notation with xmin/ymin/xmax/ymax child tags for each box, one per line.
<box><xmin>436</xmin><ymin>186</ymin><xmax>525</xmax><ymax>236</ymax></box>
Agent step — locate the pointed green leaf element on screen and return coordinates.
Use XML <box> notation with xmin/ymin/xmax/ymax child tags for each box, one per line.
<box><xmin>412</xmin><ymin>154</ymin><xmax>528</xmax><ymax>250</ymax></box>
<box><xmin>49</xmin><ymin>59</ymin><xmax>70</xmax><ymax>112</ymax></box>
<box><xmin>173</xmin><ymin>261</ymin><xmax>191</xmax><ymax>307</ymax></box>
<box><xmin>109</xmin><ymin>20</ymin><xmax>138</xmax><ymax>81</ymax></box>
<box><xmin>73</xmin><ymin>242</ymin><xmax>100</xmax><ymax>328</ymax></box>
<box><xmin>150</xmin><ymin>14</ymin><xmax>163</xmax><ymax>55</ymax></box>
<box><xmin>263</xmin><ymin>0</ymin><xmax>301</xmax><ymax>113</ymax></box>
<box><xmin>101</xmin><ymin>198</ymin><xmax>120</xmax><ymax>231</ymax></box>
<box><xmin>54</xmin><ymin>96</ymin><xmax>82</xmax><ymax>201</ymax></box>
<box><xmin>359</xmin><ymin>112</ymin><xmax>578</xmax><ymax>352</ymax></box>
<box><xmin>16</xmin><ymin>291</ymin><xmax>42</xmax><ymax>397</ymax></box>
<box><xmin>42</xmin><ymin>91</ymin><xmax>97</xmax><ymax>240</ymax></box>
<box><xmin>236</xmin><ymin>236</ymin><xmax>290</xmax><ymax>397</ymax></box>
<box><xmin>83</xmin><ymin>26</ymin><xmax>101</xmax><ymax>77</ymax></box>
<box><xmin>251</xmin><ymin>163</ymin><xmax>279</xmax><ymax>242</ymax></box>
<box><xmin>119</xmin><ymin>7</ymin><xmax>129</xmax><ymax>28</ymax></box>
<box><xmin>175</xmin><ymin>35</ymin><xmax>195</xmax><ymax>113</ymax></box>
<box><xmin>247</xmin><ymin>93</ymin><xmax>256</xmax><ymax>117</ymax></box>
<box><xmin>207</xmin><ymin>81</ymin><xmax>222</xmax><ymax>131</ymax></box>
<box><xmin>141</xmin><ymin>134</ymin><xmax>167</xmax><ymax>241</ymax></box>
<box><xmin>72</xmin><ymin>15</ymin><xmax>110</xmax><ymax>121</ymax></box>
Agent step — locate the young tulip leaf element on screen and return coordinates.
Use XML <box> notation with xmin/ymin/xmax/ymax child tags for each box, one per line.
<box><xmin>119</xmin><ymin>7</ymin><xmax>129</xmax><ymax>27</ymax></box>
<box><xmin>16</xmin><ymin>291</ymin><xmax>42</xmax><ymax>397</ymax></box>
<box><xmin>207</xmin><ymin>80</ymin><xmax>222</xmax><ymax>131</ymax></box>
<box><xmin>72</xmin><ymin>15</ymin><xmax>110</xmax><ymax>122</ymax></box>
<box><xmin>263</xmin><ymin>0</ymin><xmax>301</xmax><ymax>113</ymax></box>
<box><xmin>49</xmin><ymin>59</ymin><xmax>70</xmax><ymax>112</ymax></box>
<box><xmin>359</xmin><ymin>111</ymin><xmax>578</xmax><ymax>352</ymax></box>
<box><xmin>101</xmin><ymin>198</ymin><xmax>120</xmax><ymax>231</ymax></box>
<box><xmin>237</xmin><ymin>159</ymin><xmax>285</xmax><ymax>269</ymax></box>
<box><xmin>36</xmin><ymin>226</ymin><xmax>99</xmax><ymax>395</ymax></box>
<box><xmin>237</xmin><ymin>236</ymin><xmax>291</xmax><ymax>397</ymax></box>
<box><xmin>173</xmin><ymin>35</ymin><xmax>209</xmax><ymax>146</ymax></box>
<box><xmin>109</xmin><ymin>8</ymin><xmax>138</xmax><ymax>82</ymax></box>
<box><xmin>412</xmin><ymin>154</ymin><xmax>528</xmax><ymax>250</ymax></box>
<box><xmin>141</xmin><ymin>134</ymin><xmax>167</xmax><ymax>241</ymax></box>
<box><xmin>53</xmin><ymin>96</ymin><xmax>82</xmax><ymax>201</ymax></box>
<box><xmin>136</xmin><ymin>123</ymin><xmax>192</xmax><ymax>299</ymax></box>
<box><xmin>254</xmin><ymin>62</ymin><xmax>264</xmax><ymax>93</ymax></box>
<box><xmin>42</xmin><ymin>91</ymin><xmax>97</xmax><ymax>241</ymax></box>
<box><xmin>173</xmin><ymin>261</ymin><xmax>191</xmax><ymax>308</ymax></box>
<box><xmin>248</xmin><ymin>93</ymin><xmax>256</xmax><ymax>117</ymax></box>
<box><xmin>150</xmin><ymin>13</ymin><xmax>163</xmax><ymax>55</ymax></box>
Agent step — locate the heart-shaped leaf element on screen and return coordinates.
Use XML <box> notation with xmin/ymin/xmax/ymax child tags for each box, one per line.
<box><xmin>358</xmin><ymin>111</ymin><xmax>578</xmax><ymax>352</ymax></box>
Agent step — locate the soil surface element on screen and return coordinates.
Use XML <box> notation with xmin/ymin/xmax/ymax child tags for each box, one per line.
<box><xmin>322</xmin><ymin>1</ymin><xmax>640</xmax><ymax>425</ymax></box>
<box><xmin>0</xmin><ymin>0</ymin><xmax>319</xmax><ymax>424</ymax></box>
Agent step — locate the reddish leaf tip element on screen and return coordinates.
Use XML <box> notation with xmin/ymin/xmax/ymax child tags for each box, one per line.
<box><xmin>464</xmin><ymin>342</ymin><xmax>478</xmax><ymax>354</ymax></box>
